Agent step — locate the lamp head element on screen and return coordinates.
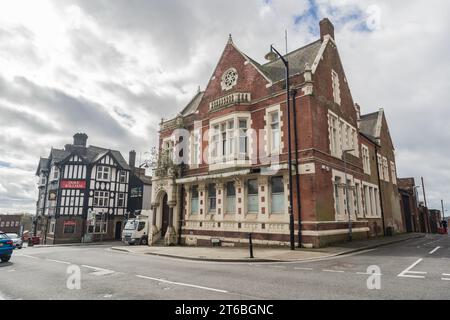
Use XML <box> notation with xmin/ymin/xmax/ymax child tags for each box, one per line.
<box><xmin>265</xmin><ymin>46</ymin><xmax>278</xmax><ymax>62</ymax></box>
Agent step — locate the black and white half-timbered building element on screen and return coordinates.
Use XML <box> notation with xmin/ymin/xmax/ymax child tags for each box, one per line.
<box><xmin>35</xmin><ymin>133</ymin><xmax>131</xmax><ymax>244</ymax></box>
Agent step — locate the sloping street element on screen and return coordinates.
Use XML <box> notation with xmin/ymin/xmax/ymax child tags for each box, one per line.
<box><xmin>1</xmin><ymin>234</ymin><xmax>449</xmax><ymax>300</ymax></box>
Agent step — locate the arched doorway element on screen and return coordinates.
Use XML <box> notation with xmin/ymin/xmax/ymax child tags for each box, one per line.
<box><xmin>161</xmin><ymin>193</ymin><xmax>170</xmax><ymax>237</ymax></box>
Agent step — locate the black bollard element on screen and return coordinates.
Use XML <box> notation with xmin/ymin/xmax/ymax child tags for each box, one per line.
<box><xmin>248</xmin><ymin>233</ymin><xmax>254</xmax><ymax>259</ymax></box>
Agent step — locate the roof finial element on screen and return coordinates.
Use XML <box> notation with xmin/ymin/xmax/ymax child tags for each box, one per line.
<box><xmin>197</xmin><ymin>85</ymin><xmax>201</xmax><ymax>93</ymax></box>
<box><xmin>228</xmin><ymin>34</ymin><xmax>233</xmax><ymax>44</ymax></box>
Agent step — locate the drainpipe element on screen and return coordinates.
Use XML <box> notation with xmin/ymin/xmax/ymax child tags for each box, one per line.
<box><xmin>178</xmin><ymin>185</ymin><xmax>185</xmax><ymax>245</ymax></box>
<box><xmin>291</xmin><ymin>89</ymin><xmax>302</xmax><ymax>247</ymax></box>
<box><xmin>374</xmin><ymin>148</ymin><xmax>386</xmax><ymax>236</ymax></box>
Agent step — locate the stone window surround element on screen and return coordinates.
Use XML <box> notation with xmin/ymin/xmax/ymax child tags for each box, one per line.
<box><xmin>328</xmin><ymin>110</ymin><xmax>359</xmax><ymax>159</ymax></box>
<box><xmin>264</xmin><ymin>104</ymin><xmax>284</xmax><ymax>156</ymax></box>
<box><xmin>184</xmin><ymin>174</ymin><xmax>289</xmax><ymax>222</ymax></box>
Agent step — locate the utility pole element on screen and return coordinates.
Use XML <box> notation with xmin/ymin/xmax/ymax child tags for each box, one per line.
<box><xmin>421</xmin><ymin>177</ymin><xmax>428</xmax><ymax>208</ymax></box>
<box><xmin>441</xmin><ymin>200</ymin><xmax>445</xmax><ymax>220</ymax></box>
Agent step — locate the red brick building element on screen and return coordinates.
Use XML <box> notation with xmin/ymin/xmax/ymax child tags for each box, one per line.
<box><xmin>0</xmin><ymin>214</ymin><xmax>23</xmax><ymax>234</ymax></box>
<box><xmin>150</xmin><ymin>19</ymin><xmax>404</xmax><ymax>248</ymax></box>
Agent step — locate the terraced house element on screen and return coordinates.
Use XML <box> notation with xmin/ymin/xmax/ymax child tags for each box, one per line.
<box><xmin>150</xmin><ymin>18</ymin><xmax>404</xmax><ymax>248</ymax></box>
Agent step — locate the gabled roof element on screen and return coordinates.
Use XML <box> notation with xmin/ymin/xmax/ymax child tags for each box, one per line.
<box><xmin>35</xmin><ymin>157</ymin><xmax>49</xmax><ymax>176</ymax></box>
<box><xmin>87</xmin><ymin>146</ymin><xmax>130</xmax><ymax>170</ymax></box>
<box><xmin>50</xmin><ymin>148</ymin><xmax>71</xmax><ymax>163</ymax></box>
<box><xmin>38</xmin><ymin>145</ymin><xmax>130</xmax><ymax>172</ymax></box>
<box><xmin>180</xmin><ymin>90</ymin><xmax>205</xmax><ymax>116</ymax></box>
<box><xmin>260</xmin><ymin>40</ymin><xmax>323</xmax><ymax>83</ymax></box>
<box><xmin>360</xmin><ymin>110</ymin><xmax>382</xmax><ymax>141</ymax></box>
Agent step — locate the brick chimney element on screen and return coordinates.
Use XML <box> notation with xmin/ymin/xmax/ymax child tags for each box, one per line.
<box><xmin>320</xmin><ymin>18</ymin><xmax>335</xmax><ymax>42</ymax></box>
<box><xmin>73</xmin><ymin>133</ymin><xmax>88</xmax><ymax>147</ymax></box>
<box><xmin>129</xmin><ymin>150</ymin><xmax>136</xmax><ymax>169</ymax></box>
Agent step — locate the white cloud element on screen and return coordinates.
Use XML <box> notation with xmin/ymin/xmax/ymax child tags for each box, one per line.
<box><xmin>0</xmin><ymin>0</ymin><xmax>449</xmax><ymax>213</ymax></box>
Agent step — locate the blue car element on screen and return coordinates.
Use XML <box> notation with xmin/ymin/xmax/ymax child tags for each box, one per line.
<box><xmin>0</xmin><ymin>232</ymin><xmax>14</xmax><ymax>263</ymax></box>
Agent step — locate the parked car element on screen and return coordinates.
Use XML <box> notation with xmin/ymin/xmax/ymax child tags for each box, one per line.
<box><xmin>0</xmin><ymin>232</ymin><xmax>14</xmax><ymax>263</ymax></box>
<box><xmin>6</xmin><ymin>233</ymin><xmax>23</xmax><ymax>249</ymax></box>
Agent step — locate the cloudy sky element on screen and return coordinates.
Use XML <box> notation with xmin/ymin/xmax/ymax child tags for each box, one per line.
<box><xmin>0</xmin><ymin>0</ymin><xmax>449</xmax><ymax>214</ymax></box>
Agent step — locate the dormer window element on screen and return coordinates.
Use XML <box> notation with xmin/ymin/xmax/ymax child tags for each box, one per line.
<box><xmin>221</xmin><ymin>68</ymin><xmax>238</xmax><ymax>91</ymax></box>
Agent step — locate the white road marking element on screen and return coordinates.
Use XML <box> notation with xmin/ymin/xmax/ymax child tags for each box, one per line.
<box><xmin>428</xmin><ymin>246</ymin><xmax>441</xmax><ymax>255</ymax></box>
<box><xmin>294</xmin><ymin>267</ymin><xmax>313</xmax><ymax>271</ymax></box>
<box><xmin>81</xmin><ymin>265</ymin><xmax>115</xmax><ymax>276</ymax></box>
<box><xmin>46</xmin><ymin>259</ymin><xmax>71</xmax><ymax>265</ymax></box>
<box><xmin>423</xmin><ymin>239</ymin><xmax>443</xmax><ymax>246</ymax></box>
<box><xmin>322</xmin><ymin>269</ymin><xmax>345</xmax><ymax>273</ymax></box>
<box><xmin>136</xmin><ymin>275</ymin><xmax>228</xmax><ymax>293</ymax></box>
<box><xmin>356</xmin><ymin>272</ymin><xmax>383</xmax><ymax>276</ymax></box>
<box><xmin>16</xmin><ymin>254</ymin><xmax>39</xmax><ymax>259</ymax></box>
<box><xmin>442</xmin><ymin>278</ymin><xmax>450</xmax><ymax>281</ymax></box>
<box><xmin>270</xmin><ymin>266</ymin><xmax>286</xmax><ymax>269</ymax></box>
<box><xmin>398</xmin><ymin>258</ymin><xmax>427</xmax><ymax>279</ymax></box>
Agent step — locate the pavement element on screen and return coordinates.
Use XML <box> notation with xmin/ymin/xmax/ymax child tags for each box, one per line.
<box><xmin>111</xmin><ymin>233</ymin><xmax>425</xmax><ymax>262</ymax></box>
<box><xmin>0</xmin><ymin>233</ymin><xmax>449</xmax><ymax>300</ymax></box>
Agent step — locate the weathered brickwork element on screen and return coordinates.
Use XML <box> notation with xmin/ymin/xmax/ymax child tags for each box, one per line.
<box><xmin>150</xmin><ymin>18</ymin><xmax>405</xmax><ymax>248</ymax></box>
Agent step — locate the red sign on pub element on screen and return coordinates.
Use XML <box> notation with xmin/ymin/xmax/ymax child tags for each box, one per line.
<box><xmin>60</xmin><ymin>180</ymin><xmax>86</xmax><ymax>189</ymax></box>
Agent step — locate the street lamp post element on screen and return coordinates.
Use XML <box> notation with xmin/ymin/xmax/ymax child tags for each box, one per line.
<box><xmin>265</xmin><ymin>45</ymin><xmax>295</xmax><ymax>250</ymax></box>
<box><xmin>342</xmin><ymin>148</ymin><xmax>355</xmax><ymax>242</ymax></box>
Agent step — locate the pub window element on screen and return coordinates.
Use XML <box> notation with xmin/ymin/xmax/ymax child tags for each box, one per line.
<box><xmin>270</xmin><ymin>176</ymin><xmax>285</xmax><ymax>213</ymax></box>
<box><xmin>118</xmin><ymin>193</ymin><xmax>125</xmax><ymax>207</ymax></box>
<box><xmin>119</xmin><ymin>171</ymin><xmax>127</xmax><ymax>183</ymax></box>
<box><xmin>94</xmin><ymin>191</ymin><xmax>110</xmax><ymax>207</ymax></box>
<box><xmin>94</xmin><ymin>215</ymin><xmax>108</xmax><ymax>234</ymax></box>
<box><xmin>208</xmin><ymin>184</ymin><xmax>216</xmax><ymax>214</ymax></box>
<box><xmin>97</xmin><ymin>166</ymin><xmax>110</xmax><ymax>181</ymax></box>
<box><xmin>226</xmin><ymin>181</ymin><xmax>236</xmax><ymax>214</ymax></box>
<box><xmin>53</xmin><ymin>167</ymin><xmax>60</xmax><ymax>180</ymax></box>
<box><xmin>63</xmin><ymin>223</ymin><xmax>75</xmax><ymax>234</ymax></box>
<box><xmin>247</xmin><ymin>179</ymin><xmax>258</xmax><ymax>213</ymax></box>
<box><xmin>191</xmin><ymin>186</ymin><xmax>199</xmax><ymax>214</ymax></box>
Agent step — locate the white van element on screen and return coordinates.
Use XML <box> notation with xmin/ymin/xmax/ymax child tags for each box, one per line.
<box><xmin>122</xmin><ymin>211</ymin><xmax>150</xmax><ymax>245</ymax></box>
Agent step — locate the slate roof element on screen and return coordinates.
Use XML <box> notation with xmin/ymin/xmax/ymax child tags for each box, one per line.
<box><xmin>180</xmin><ymin>91</ymin><xmax>205</xmax><ymax>116</ymax></box>
<box><xmin>37</xmin><ymin>145</ymin><xmax>130</xmax><ymax>176</ymax></box>
<box><xmin>259</xmin><ymin>40</ymin><xmax>323</xmax><ymax>83</ymax></box>
<box><xmin>35</xmin><ymin>157</ymin><xmax>49</xmax><ymax>175</ymax></box>
<box><xmin>359</xmin><ymin>111</ymin><xmax>381</xmax><ymax>142</ymax></box>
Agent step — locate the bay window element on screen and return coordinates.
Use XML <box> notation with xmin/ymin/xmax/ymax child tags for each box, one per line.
<box><xmin>239</xmin><ymin>119</ymin><xmax>248</xmax><ymax>155</ymax></box>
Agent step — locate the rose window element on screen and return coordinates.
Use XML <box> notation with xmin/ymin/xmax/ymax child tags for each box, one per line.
<box><xmin>221</xmin><ymin>68</ymin><xmax>238</xmax><ymax>90</ymax></box>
